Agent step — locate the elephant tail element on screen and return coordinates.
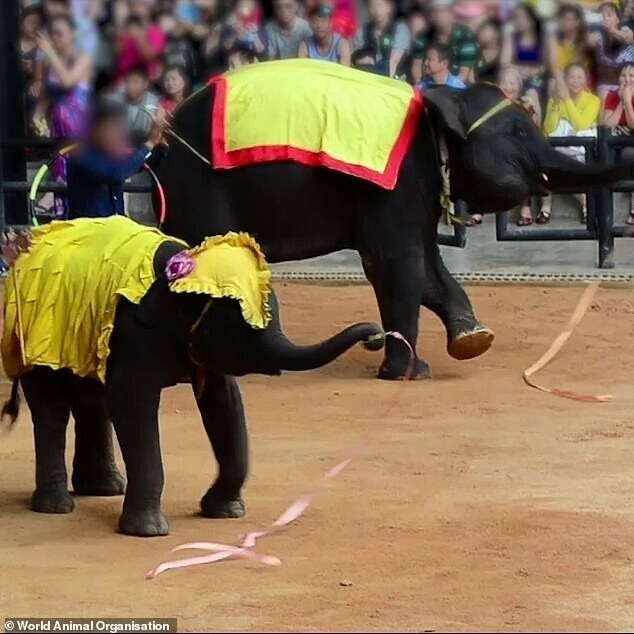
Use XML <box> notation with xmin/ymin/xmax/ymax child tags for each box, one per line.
<box><xmin>1</xmin><ymin>379</ymin><xmax>21</xmax><ymax>426</ymax></box>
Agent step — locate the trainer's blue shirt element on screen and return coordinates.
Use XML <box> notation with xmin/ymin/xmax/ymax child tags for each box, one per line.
<box><xmin>66</xmin><ymin>145</ymin><xmax>148</xmax><ymax>219</ymax></box>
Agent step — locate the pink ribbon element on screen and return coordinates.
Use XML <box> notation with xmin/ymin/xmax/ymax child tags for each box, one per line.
<box><xmin>146</xmin><ymin>332</ymin><xmax>414</xmax><ymax>579</ymax></box>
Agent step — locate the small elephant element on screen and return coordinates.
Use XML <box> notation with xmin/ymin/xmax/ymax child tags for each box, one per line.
<box><xmin>2</xmin><ymin>217</ymin><xmax>384</xmax><ymax>536</ymax></box>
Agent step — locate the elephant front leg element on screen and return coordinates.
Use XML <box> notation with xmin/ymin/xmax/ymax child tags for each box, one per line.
<box><xmin>107</xmin><ymin>372</ymin><xmax>168</xmax><ymax>537</ymax></box>
<box><xmin>194</xmin><ymin>371</ymin><xmax>248</xmax><ymax>519</ymax></box>
<box><xmin>363</xmin><ymin>254</ymin><xmax>430</xmax><ymax>381</ymax></box>
<box><xmin>21</xmin><ymin>368</ymin><xmax>75</xmax><ymax>513</ymax></box>
<box><xmin>71</xmin><ymin>376</ymin><xmax>126</xmax><ymax>497</ymax></box>
<box><xmin>422</xmin><ymin>251</ymin><xmax>494</xmax><ymax>361</ymax></box>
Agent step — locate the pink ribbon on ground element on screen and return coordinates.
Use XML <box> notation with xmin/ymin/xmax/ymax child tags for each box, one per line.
<box><xmin>146</xmin><ymin>331</ymin><xmax>414</xmax><ymax>579</ymax></box>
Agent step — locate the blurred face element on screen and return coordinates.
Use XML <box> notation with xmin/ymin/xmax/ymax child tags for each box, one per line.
<box><xmin>236</xmin><ymin>0</ymin><xmax>256</xmax><ymax>18</ymax></box>
<box><xmin>130</xmin><ymin>0</ymin><xmax>152</xmax><ymax>21</ymax></box>
<box><xmin>163</xmin><ymin>69</ymin><xmax>186</xmax><ymax>96</ymax></box>
<box><xmin>498</xmin><ymin>69</ymin><xmax>521</xmax><ymax>99</ymax></box>
<box><xmin>158</xmin><ymin>13</ymin><xmax>177</xmax><ymax>34</ymax></box>
<box><xmin>423</xmin><ymin>49</ymin><xmax>446</xmax><ymax>76</ymax></box>
<box><xmin>274</xmin><ymin>0</ymin><xmax>297</xmax><ymax>25</ymax></box>
<box><xmin>430</xmin><ymin>6</ymin><xmax>453</xmax><ymax>32</ymax></box>
<box><xmin>311</xmin><ymin>15</ymin><xmax>331</xmax><ymax>39</ymax></box>
<box><xmin>477</xmin><ymin>24</ymin><xmax>498</xmax><ymax>47</ymax></box>
<box><xmin>368</xmin><ymin>0</ymin><xmax>391</xmax><ymax>24</ymax></box>
<box><xmin>44</xmin><ymin>0</ymin><xmax>70</xmax><ymax>19</ymax></box>
<box><xmin>620</xmin><ymin>65</ymin><xmax>634</xmax><ymax>87</ymax></box>
<box><xmin>228</xmin><ymin>50</ymin><xmax>248</xmax><ymax>69</ymax></box>
<box><xmin>601</xmin><ymin>4</ymin><xmax>619</xmax><ymax>30</ymax></box>
<box><xmin>513</xmin><ymin>6</ymin><xmax>532</xmax><ymax>34</ymax></box>
<box><xmin>93</xmin><ymin>117</ymin><xmax>129</xmax><ymax>155</ymax></box>
<box><xmin>125</xmin><ymin>73</ymin><xmax>149</xmax><ymax>102</ymax></box>
<box><xmin>565</xmin><ymin>65</ymin><xmax>587</xmax><ymax>95</ymax></box>
<box><xmin>22</xmin><ymin>12</ymin><xmax>43</xmax><ymax>38</ymax></box>
<box><xmin>408</xmin><ymin>12</ymin><xmax>426</xmax><ymax>36</ymax></box>
<box><xmin>50</xmin><ymin>18</ymin><xmax>74</xmax><ymax>53</ymax></box>
<box><xmin>558</xmin><ymin>9</ymin><xmax>581</xmax><ymax>37</ymax></box>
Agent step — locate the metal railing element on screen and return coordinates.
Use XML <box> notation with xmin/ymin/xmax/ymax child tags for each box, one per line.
<box><xmin>0</xmin><ymin>137</ymin><xmax>154</xmax><ymax>231</ymax></box>
<box><xmin>490</xmin><ymin>126</ymin><xmax>633</xmax><ymax>269</ymax></box>
<box><xmin>0</xmin><ymin>127</ymin><xmax>633</xmax><ymax>267</ymax></box>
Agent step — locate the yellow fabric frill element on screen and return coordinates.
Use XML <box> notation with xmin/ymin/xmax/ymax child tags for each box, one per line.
<box><xmin>169</xmin><ymin>232</ymin><xmax>271</xmax><ymax>330</ymax></box>
<box><xmin>1</xmin><ymin>216</ymin><xmax>182</xmax><ymax>382</ymax></box>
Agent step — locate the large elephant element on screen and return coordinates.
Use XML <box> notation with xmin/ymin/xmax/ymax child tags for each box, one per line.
<box><xmin>157</xmin><ymin>62</ymin><xmax>634</xmax><ymax>381</ymax></box>
<box><xmin>2</xmin><ymin>218</ymin><xmax>383</xmax><ymax>536</ymax></box>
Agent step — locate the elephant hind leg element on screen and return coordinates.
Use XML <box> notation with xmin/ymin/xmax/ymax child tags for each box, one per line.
<box><xmin>21</xmin><ymin>367</ymin><xmax>74</xmax><ymax>514</ymax></box>
<box><xmin>70</xmin><ymin>376</ymin><xmax>126</xmax><ymax>497</ymax></box>
<box><xmin>195</xmin><ymin>372</ymin><xmax>247</xmax><ymax>519</ymax></box>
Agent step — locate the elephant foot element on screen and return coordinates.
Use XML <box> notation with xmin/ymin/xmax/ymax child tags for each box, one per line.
<box><xmin>72</xmin><ymin>466</ymin><xmax>126</xmax><ymax>497</ymax></box>
<box><xmin>31</xmin><ymin>488</ymin><xmax>75</xmax><ymax>514</ymax></box>
<box><xmin>200</xmin><ymin>490</ymin><xmax>246</xmax><ymax>519</ymax></box>
<box><xmin>378</xmin><ymin>357</ymin><xmax>431</xmax><ymax>381</ymax></box>
<box><xmin>447</xmin><ymin>327</ymin><xmax>495</xmax><ymax>361</ymax></box>
<box><xmin>118</xmin><ymin>508</ymin><xmax>169</xmax><ymax>537</ymax></box>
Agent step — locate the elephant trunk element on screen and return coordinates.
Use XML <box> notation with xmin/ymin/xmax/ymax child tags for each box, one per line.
<box><xmin>263</xmin><ymin>324</ymin><xmax>385</xmax><ymax>372</ymax></box>
<box><xmin>541</xmin><ymin>144</ymin><xmax>634</xmax><ymax>192</ymax></box>
<box><xmin>260</xmin><ymin>295</ymin><xmax>384</xmax><ymax>372</ymax></box>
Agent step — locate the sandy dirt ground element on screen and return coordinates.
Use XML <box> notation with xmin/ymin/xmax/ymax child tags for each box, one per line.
<box><xmin>2</xmin><ymin>283</ymin><xmax>634</xmax><ymax>632</ymax></box>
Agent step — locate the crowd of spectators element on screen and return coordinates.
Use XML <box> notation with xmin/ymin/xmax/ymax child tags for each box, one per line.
<box><xmin>16</xmin><ymin>0</ymin><xmax>634</xmax><ymax>225</ymax></box>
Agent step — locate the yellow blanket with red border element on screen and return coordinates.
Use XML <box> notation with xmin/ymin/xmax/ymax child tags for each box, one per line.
<box><xmin>209</xmin><ymin>59</ymin><xmax>423</xmax><ymax>190</ymax></box>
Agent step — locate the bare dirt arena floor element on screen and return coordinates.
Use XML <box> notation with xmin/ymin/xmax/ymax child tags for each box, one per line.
<box><xmin>3</xmin><ymin>283</ymin><xmax>634</xmax><ymax>632</ymax></box>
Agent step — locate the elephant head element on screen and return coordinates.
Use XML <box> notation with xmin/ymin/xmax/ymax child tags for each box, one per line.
<box><xmin>139</xmin><ymin>241</ymin><xmax>385</xmax><ymax>378</ymax></box>
<box><xmin>186</xmin><ymin>292</ymin><xmax>385</xmax><ymax>377</ymax></box>
<box><xmin>425</xmin><ymin>83</ymin><xmax>633</xmax><ymax>213</ymax></box>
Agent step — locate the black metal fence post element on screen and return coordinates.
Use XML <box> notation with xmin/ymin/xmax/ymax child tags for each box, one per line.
<box><xmin>0</xmin><ymin>0</ymin><xmax>28</xmax><ymax>231</ymax></box>
<box><xmin>597</xmin><ymin>126</ymin><xmax>615</xmax><ymax>269</ymax></box>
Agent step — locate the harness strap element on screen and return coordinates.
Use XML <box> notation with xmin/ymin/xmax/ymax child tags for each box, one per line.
<box><xmin>189</xmin><ymin>298</ymin><xmax>214</xmax><ymax>399</ymax></box>
<box><xmin>165</xmin><ymin>125</ymin><xmax>212</xmax><ymax>166</ymax></box>
<box><xmin>467</xmin><ymin>98</ymin><xmax>512</xmax><ymax>135</ymax></box>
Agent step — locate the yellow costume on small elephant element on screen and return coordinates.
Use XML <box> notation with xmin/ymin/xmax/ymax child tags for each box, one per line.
<box><xmin>2</xmin><ymin>216</ymin><xmax>271</xmax><ymax>383</ymax></box>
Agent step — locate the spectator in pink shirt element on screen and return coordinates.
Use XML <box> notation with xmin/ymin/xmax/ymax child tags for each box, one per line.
<box><xmin>115</xmin><ymin>0</ymin><xmax>166</xmax><ymax>85</ymax></box>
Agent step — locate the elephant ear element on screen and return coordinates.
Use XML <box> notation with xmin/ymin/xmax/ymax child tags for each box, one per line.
<box><xmin>424</xmin><ymin>86</ymin><xmax>467</xmax><ymax>141</ymax></box>
<box><xmin>136</xmin><ymin>241</ymin><xmax>191</xmax><ymax>328</ymax></box>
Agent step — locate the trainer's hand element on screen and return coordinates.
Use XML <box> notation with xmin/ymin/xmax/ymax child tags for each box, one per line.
<box><xmin>145</xmin><ymin>112</ymin><xmax>166</xmax><ymax>150</ymax></box>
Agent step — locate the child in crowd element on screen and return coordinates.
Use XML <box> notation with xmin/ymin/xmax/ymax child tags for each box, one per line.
<box><xmin>66</xmin><ymin>99</ymin><xmax>163</xmax><ymax>219</ymax></box>
<box><xmin>108</xmin><ymin>66</ymin><xmax>160</xmax><ymax>143</ymax></box>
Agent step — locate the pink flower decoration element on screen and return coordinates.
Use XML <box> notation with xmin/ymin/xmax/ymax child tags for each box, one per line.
<box><xmin>166</xmin><ymin>251</ymin><xmax>195</xmax><ymax>281</ymax></box>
